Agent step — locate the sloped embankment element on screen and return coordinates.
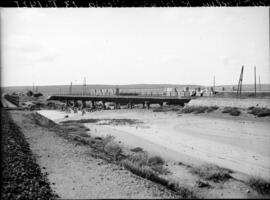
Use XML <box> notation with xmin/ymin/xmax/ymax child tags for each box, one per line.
<box><xmin>1</xmin><ymin>110</ymin><xmax>58</xmax><ymax>200</ymax></box>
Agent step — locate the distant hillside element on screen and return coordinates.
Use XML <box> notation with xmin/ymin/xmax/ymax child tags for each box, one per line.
<box><xmin>215</xmin><ymin>84</ymin><xmax>270</xmax><ymax>92</ymax></box>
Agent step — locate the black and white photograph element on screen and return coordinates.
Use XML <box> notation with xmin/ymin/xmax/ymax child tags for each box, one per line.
<box><xmin>1</xmin><ymin>7</ymin><xmax>270</xmax><ymax>199</ymax></box>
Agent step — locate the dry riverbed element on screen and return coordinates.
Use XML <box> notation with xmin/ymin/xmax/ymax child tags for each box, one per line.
<box><xmin>36</xmin><ymin>108</ymin><xmax>270</xmax><ymax>198</ymax></box>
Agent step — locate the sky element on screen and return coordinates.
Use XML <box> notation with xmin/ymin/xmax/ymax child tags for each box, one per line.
<box><xmin>1</xmin><ymin>8</ymin><xmax>269</xmax><ymax>87</ymax></box>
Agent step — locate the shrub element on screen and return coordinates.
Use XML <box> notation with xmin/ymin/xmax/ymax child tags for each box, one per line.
<box><xmin>249</xmin><ymin>107</ymin><xmax>270</xmax><ymax>117</ymax></box>
<box><xmin>151</xmin><ymin>164</ymin><xmax>170</xmax><ymax>175</ymax></box>
<box><xmin>193</xmin><ymin>106</ymin><xmax>208</xmax><ymax>114</ymax></box>
<box><xmin>181</xmin><ymin>106</ymin><xmax>195</xmax><ymax>113</ymax></box>
<box><xmin>104</xmin><ymin>140</ymin><xmax>122</xmax><ymax>161</ymax></box>
<box><xmin>222</xmin><ymin>107</ymin><xmax>233</xmax><ymax>113</ymax></box>
<box><xmin>257</xmin><ymin>110</ymin><xmax>270</xmax><ymax>117</ymax></box>
<box><xmin>130</xmin><ymin>147</ymin><xmax>144</xmax><ymax>153</ymax></box>
<box><xmin>248</xmin><ymin>177</ymin><xmax>270</xmax><ymax>194</ymax></box>
<box><xmin>190</xmin><ymin>164</ymin><xmax>232</xmax><ymax>183</ymax></box>
<box><xmin>206</xmin><ymin>106</ymin><xmax>219</xmax><ymax>113</ymax></box>
<box><xmin>171</xmin><ymin>107</ymin><xmax>181</xmax><ymax>112</ymax></box>
<box><xmin>222</xmin><ymin>107</ymin><xmax>241</xmax><ymax>116</ymax></box>
<box><xmin>102</xmin><ymin>135</ymin><xmax>115</xmax><ymax>145</ymax></box>
<box><xmin>148</xmin><ymin>156</ymin><xmax>165</xmax><ymax>165</ymax></box>
<box><xmin>33</xmin><ymin>92</ymin><xmax>43</xmax><ymax>97</ymax></box>
<box><xmin>248</xmin><ymin>106</ymin><xmax>255</xmax><ymax>110</ymax></box>
<box><xmin>180</xmin><ymin>106</ymin><xmax>215</xmax><ymax>114</ymax></box>
<box><xmin>229</xmin><ymin>109</ymin><xmax>241</xmax><ymax>116</ymax></box>
<box><xmin>129</xmin><ymin>152</ymin><xmax>149</xmax><ymax>166</ymax></box>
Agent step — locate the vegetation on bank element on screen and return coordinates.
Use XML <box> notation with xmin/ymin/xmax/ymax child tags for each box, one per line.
<box><xmin>153</xmin><ymin>105</ymin><xmax>219</xmax><ymax>113</ymax></box>
<box><xmin>61</xmin><ymin>118</ymin><xmax>143</xmax><ymax>126</ymax></box>
<box><xmin>247</xmin><ymin>177</ymin><xmax>270</xmax><ymax>195</ymax></box>
<box><xmin>221</xmin><ymin>107</ymin><xmax>241</xmax><ymax>116</ymax></box>
<box><xmin>189</xmin><ymin>164</ymin><xmax>233</xmax><ymax>183</ymax></box>
<box><xmin>1</xmin><ymin>111</ymin><xmax>58</xmax><ymax>200</ymax></box>
<box><xmin>248</xmin><ymin>107</ymin><xmax>270</xmax><ymax>117</ymax></box>
<box><xmin>21</xmin><ymin>112</ymin><xmax>270</xmax><ymax>198</ymax></box>
<box><xmin>153</xmin><ymin>104</ymin><xmax>270</xmax><ymax>118</ymax></box>
<box><xmin>30</xmin><ymin>112</ymin><xmax>196</xmax><ymax>198</ymax></box>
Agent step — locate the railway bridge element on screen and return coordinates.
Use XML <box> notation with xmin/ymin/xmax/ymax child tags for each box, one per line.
<box><xmin>47</xmin><ymin>94</ymin><xmax>193</xmax><ymax>109</ymax></box>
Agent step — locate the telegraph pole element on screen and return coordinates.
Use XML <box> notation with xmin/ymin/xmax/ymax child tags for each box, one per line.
<box><xmin>213</xmin><ymin>76</ymin><xmax>215</xmax><ymax>93</ymax></box>
<box><xmin>69</xmin><ymin>82</ymin><xmax>72</xmax><ymax>94</ymax></box>
<box><xmin>259</xmin><ymin>75</ymin><xmax>261</xmax><ymax>91</ymax></box>
<box><xmin>237</xmin><ymin>66</ymin><xmax>244</xmax><ymax>98</ymax></box>
<box><xmin>83</xmin><ymin>77</ymin><xmax>86</xmax><ymax>95</ymax></box>
<box><xmin>254</xmin><ymin>66</ymin><xmax>256</xmax><ymax>97</ymax></box>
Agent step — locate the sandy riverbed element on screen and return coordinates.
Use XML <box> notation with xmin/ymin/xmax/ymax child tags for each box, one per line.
<box><xmin>38</xmin><ymin>109</ymin><xmax>270</xmax><ymax>180</ymax></box>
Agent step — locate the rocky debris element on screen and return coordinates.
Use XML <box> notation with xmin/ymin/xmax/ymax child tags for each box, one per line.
<box><xmin>1</xmin><ymin>110</ymin><xmax>58</xmax><ymax>200</ymax></box>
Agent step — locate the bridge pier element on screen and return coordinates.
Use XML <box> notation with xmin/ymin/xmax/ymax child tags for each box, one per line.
<box><xmin>116</xmin><ymin>103</ymin><xmax>121</xmax><ymax>109</ymax></box>
<box><xmin>146</xmin><ymin>102</ymin><xmax>150</xmax><ymax>109</ymax></box>
<box><xmin>91</xmin><ymin>101</ymin><xmax>96</xmax><ymax>109</ymax></box>
<box><xmin>74</xmin><ymin>100</ymin><xmax>80</xmax><ymax>107</ymax></box>
<box><xmin>82</xmin><ymin>100</ymin><xmax>86</xmax><ymax>108</ymax></box>
<box><xmin>142</xmin><ymin>102</ymin><xmax>145</xmax><ymax>109</ymax></box>
<box><xmin>102</xmin><ymin>101</ymin><xmax>106</xmax><ymax>110</ymax></box>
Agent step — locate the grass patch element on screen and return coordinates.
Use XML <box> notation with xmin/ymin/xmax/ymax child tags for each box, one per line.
<box><xmin>61</xmin><ymin>119</ymin><xmax>100</xmax><ymax>124</ymax></box>
<box><xmin>180</xmin><ymin>106</ymin><xmax>196</xmax><ymax>113</ymax></box>
<box><xmin>222</xmin><ymin>107</ymin><xmax>241</xmax><ymax>116</ymax></box>
<box><xmin>179</xmin><ymin>106</ymin><xmax>218</xmax><ymax>114</ymax></box>
<box><xmin>206</xmin><ymin>106</ymin><xmax>219</xmax><ymax>112</ymax></box>
<box><xmin>79</xmin><ymin>132</ymin><xmax>90</xmax><ymax>137</ymax></box>
<box><xmin>190</xmin><ymin>164</ymin><xmax>233</xmax><ymax>183</ymax></box>
<box><xmin>153</xmin><ymin>106</ymin><xmax>181</xmax><ymax>112</ymax></box>
<box><xmin>248</xmin><ymin>107</ymin><xmax>270</xmax><ymax>117</ymax></box>
<box><xmin>193</xmin><ymin>106</ymin><xmax>209</xmax><ymax>114</ymax></box>
<box><xmin>120</xmin><ymin>159</ymin><xmax>195</xmax><ymax>198</ymax></box>
<box><xmin>248</xmin><ymin>177</ymin><xmax>270</xmax><ymax>195</ymax></box>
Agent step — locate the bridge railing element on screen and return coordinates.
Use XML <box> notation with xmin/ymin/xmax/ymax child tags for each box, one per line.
<box><xmin>49</xmin><ymin>93</ymin><xmax>195</xmax><ymax>100</ymax></box>
<box><xmin>51</xmin><ymin>92</ymin><xmax>189</xmax><ymax>98</ymax></box>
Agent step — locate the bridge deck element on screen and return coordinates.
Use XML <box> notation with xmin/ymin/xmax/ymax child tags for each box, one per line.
<box><xmin>48</xmin><ymin>94</ymin><xmax>193</xmax><ymax>105</ymax></box>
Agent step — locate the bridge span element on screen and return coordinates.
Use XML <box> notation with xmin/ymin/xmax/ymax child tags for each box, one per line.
<box><xmin>48</xmin><ymin>94</ymin><xmax>193</xmax><ymax>108</ymax></box>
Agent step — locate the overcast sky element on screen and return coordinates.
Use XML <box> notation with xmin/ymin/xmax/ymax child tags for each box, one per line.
<box><xmin>1</xmin><ymin>8</ymin><xmax>269</xmax><ymax>87</ymax></box>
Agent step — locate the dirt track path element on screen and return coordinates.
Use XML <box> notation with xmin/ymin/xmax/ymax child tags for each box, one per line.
<box><xmin>10</xmin><ymin>111</ymin><xmax>177</xmax><ymax>199</ymax></box>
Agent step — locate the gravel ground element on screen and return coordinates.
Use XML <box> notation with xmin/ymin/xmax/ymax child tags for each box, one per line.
<box><xmin>1</xmin><ymin>110</ymin><xmax>58</xmax><ymax>200</ymax></box>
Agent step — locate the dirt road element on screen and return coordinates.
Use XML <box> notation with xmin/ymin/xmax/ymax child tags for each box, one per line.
<box><xmin>10</xmin><ymin>111</ymin><xmax>177</xmax><ymax>199</ymax></box>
